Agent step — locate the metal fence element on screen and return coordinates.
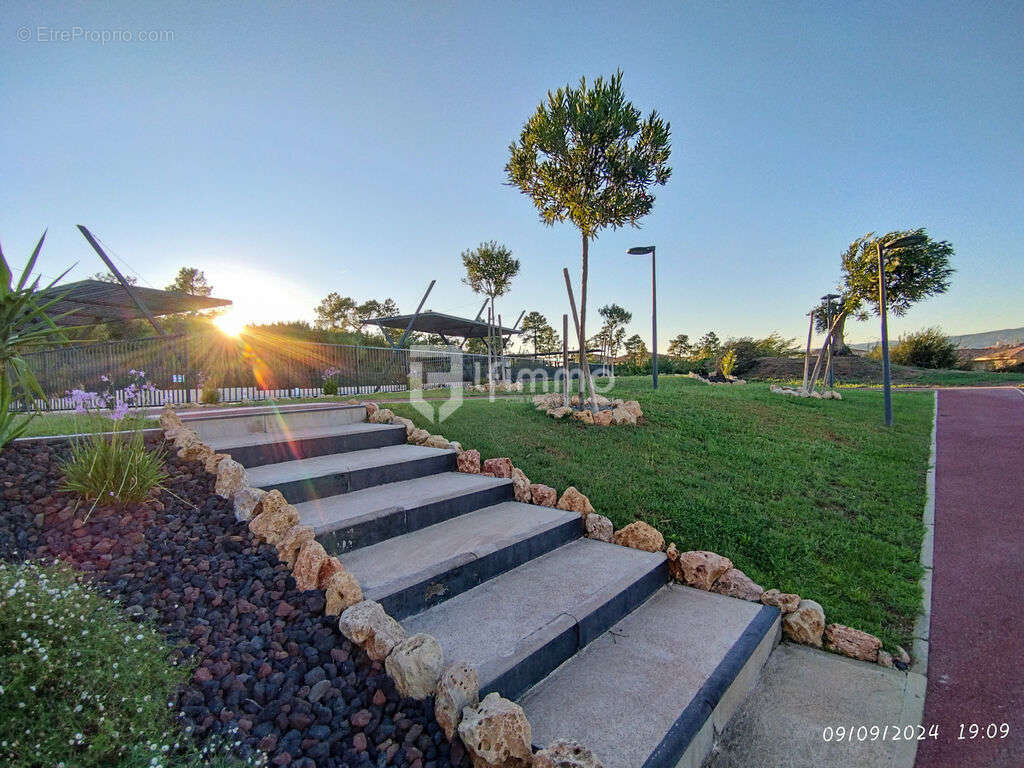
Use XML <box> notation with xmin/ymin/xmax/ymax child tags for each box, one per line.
<box><xmin>15</xmin><ymin>332</ymin><xmax>606</xmax><ymax>412</ymax></box>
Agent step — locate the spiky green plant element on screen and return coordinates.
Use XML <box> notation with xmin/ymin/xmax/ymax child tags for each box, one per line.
<box><xmin>60</xmin><ymin>429</ymin><xmax>168</xmax><ymax>511</ymax></box>
<box><xmin>0</xmin><ymin>232</ymin><xmax>70</xmax><ymax>448</ymax></box>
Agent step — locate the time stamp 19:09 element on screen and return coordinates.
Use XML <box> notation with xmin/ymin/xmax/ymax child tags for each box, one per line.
<box><xmin>822</xmin><ymin>723</ymin><xmax>1011</xmax><ymax>742</ymax></box>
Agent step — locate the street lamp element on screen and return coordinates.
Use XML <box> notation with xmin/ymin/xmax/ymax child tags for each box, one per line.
<box><xmin>876</xmin><ymin>233</ymin><xmax>928</xmax><ymax>426</ymax></box>
<box><xmin>820</xmin><ymin>293</ymin><xmax>840</xmax><ymax>388</ymax></box>
<box><xmin>627</xmin><ymin>246</ymin><xmax>658</xmax><ymax>389</ymax></box>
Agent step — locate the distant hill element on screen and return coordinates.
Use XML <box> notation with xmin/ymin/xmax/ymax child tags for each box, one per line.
<box><xmin>850</xmin><ymin>326</ymin><xmax>1024</xmax><ymax>351</ymax></box>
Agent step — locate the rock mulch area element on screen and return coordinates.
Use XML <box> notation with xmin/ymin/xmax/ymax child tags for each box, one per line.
<box><xmin>530</xmin><ymin>392</ymin><xmax>643</xmax><ymax>426</ymax></box>
<box><xmin>0</xmin><ymin>436</ymin><xmax>467</xmax><ymax>768</ymax></box>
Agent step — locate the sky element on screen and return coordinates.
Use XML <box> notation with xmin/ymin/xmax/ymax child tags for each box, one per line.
<box><xmin>2</xmin><ymin>0</ymin><xmax>1022</xmax><ymax>349</ymax></box>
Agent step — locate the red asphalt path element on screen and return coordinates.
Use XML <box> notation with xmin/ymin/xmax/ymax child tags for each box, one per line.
<box><xmin>916</xmin><ymin>388</ymin><xmax>1024</xmax><ymax>768</ymax></box>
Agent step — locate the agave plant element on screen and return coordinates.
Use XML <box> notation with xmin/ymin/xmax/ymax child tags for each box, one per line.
<box><xmin>0</xmin><ymin>232</ymin><xmax>70</xmax><ymax>448</ymax></box>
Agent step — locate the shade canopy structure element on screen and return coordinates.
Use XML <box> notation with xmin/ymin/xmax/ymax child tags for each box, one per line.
<box><xmin>37</xmin><ymin>279</ymin><xmax>232</xmax><ymax>328</ymax></box>
<box><xmin>370</xmin><ymin>310</ymin><xmax>522</xmax><ymax>340</ymax></box>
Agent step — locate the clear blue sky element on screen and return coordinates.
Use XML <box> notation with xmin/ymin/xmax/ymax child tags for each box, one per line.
<box><xmin>3</xmin><ymin>1</ymin><xmax>1022</xmax><ymax>348</ymax></box>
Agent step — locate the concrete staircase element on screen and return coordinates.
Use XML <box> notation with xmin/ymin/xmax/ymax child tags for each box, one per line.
<box><xmin>184</xmin><ymin>403</ymin><xmax>781</xmax><ymax>768</ymax></box>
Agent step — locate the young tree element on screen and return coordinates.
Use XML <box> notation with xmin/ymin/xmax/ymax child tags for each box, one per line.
<box><xmin>314</xmin><ymin>292</ymin><xmax>358</xmax><ymax>330</ymax></box>
<box><xmin>667</xmin><ymin>333</ymin><xmax>692</xmax><ymax>358</ymax></box>
<box><xmin>521</xmin><ymin>311</ymin><xmax>560</xmax><ymax>356</ymax></box>
<box><xmin>353</xmin><ymin>298</ymin><xmax>399</xmax><ymax>327</ymax></box>
<box><xmin>694</xmin><ymin>331</ymin><xmax>721</xmax><ymax>359</ymax></box>
<box><xmin>598</xmin><ymin>303</ymin><xmax>632</xmax><ymax>362</ymax></box>
<box><xmin>461</xmin><ymin>241</ymin><xmax>520</xmax><ymax>381</ymax></box>
<box><xmin>165</xmin><ymin>267</ymin><xmax>212</xmax><ymax>296</ymax></box>
<box><xmin>91</xmin><ymin>271</ymin><xmax>137</xmax><ymax>285</ymax></box>
<box><xmin>624</xmin><ymin>334</ymin><xmax>649</xmax><ymax>366</ymax></box>
<box><xmin>506</xmin><ymin>71</ymin><xmax>671</xmax><ymax>405</ymax></box>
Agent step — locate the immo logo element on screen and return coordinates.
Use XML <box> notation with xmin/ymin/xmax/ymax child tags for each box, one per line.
<box><xmin>408</xmin><ymin>346</ymin><xmax>463</xmax><ymax>423</ymax></box>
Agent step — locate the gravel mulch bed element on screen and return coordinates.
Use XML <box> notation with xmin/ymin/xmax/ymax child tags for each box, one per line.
<box><xmin>0</xmin><ymin>437</ymin><xmax>468</xmax><ymax>768</ymax></box>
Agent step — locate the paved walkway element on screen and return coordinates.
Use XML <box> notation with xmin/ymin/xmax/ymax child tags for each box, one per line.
<box><xmin>915</xmin><ymin>388</ymin><xmax>1024</xmax><ymax>768</ymax></box>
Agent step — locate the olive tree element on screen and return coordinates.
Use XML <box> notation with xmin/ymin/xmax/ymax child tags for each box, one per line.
<box><xmin>506</xmin><ymin>71</ymin><xmax>671</xmax><ymax>404</ymax></box>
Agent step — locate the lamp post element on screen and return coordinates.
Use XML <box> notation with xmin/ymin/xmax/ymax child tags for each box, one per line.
<box><xmin>627</xmin><ymin>246</ymin><xmax>658</xmax><ymax>389</ymax></box>
<box><xmin>876</xmin><ymin>234</ymin><xmax>928</xmax><ymax>426</ymax></box>
<box><xmin>821</xmin><ymin>293</ymin><xmax>840</xmax><ymax>388</ymax></box>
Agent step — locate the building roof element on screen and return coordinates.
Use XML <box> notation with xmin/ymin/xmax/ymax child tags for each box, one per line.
<box><xmin>36</xmin><ymin>279</ymin><xmax>232</xmax><ymax>327</ymax></box>
<box><xmin>370</xmin><ymin>310</ymin><xmax>521</xmax><ymax>339</ymax></box>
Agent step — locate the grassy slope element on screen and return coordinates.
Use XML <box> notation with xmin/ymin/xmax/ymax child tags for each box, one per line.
<box><xmin>388</xmin><ymin>376</ymin><xmax>932</xmax><ymax>651</ymax></box>
<box><xmin>747</xmin><ymin>354</ymin><xmax>1024</xmax><ymax>387</ymax></box>
<box><xmin>18</xmin><ymin>413</ymin><xmax>155</xmax><ymax>438</ymax></box>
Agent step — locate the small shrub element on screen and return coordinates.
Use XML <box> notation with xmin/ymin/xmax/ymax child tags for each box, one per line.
<box><xmin>60</xmin><ymin>429</ymin><xmax>167</xmax><ymax>508</ymax></box>
<box><xmin>720</xmin><ymin>349</ymin><xmax>738</xmax><ymax>377</ymax></box>
<box><xmin>200</xmin><ymin>386</ymin><xmax>221</xmax><ymax>404</ymax></box>
<box><xmin>322</xmin><ymin>366</ymin><xmax>340</xmax><ymax>395</ymax></box>
<box><xmin>889</xmin><ymin>327</ymin><xmax>959</xmax><ymax>369</ymax></box>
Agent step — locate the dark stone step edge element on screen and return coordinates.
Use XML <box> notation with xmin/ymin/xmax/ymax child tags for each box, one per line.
<box><xmin>223</xmin><ymin>425</ymin><xmax>407</xmax><ymax>468</ymax></box>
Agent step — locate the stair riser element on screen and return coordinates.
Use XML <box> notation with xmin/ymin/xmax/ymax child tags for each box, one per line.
<box><xmin>375</xmin><ymin>517</ymin><xmax>584</xmax><ymax>621</ymax></box>
<box><xmin>264</xmin><ymin>453</ymin><xmax>457</xmax><ymax>504</ymax></box>
<box><xmin>224</xmin><ymin>427</ymin><xmax>406</xmax><ymax>468</ymax></box>
<box><xmin>188</xmin><ymin>406</ymin><xmax>366</xmax><ymax>441</ymax></box>
<box><xmin>483</xmin><ymin>559</ymin><xmax>669</xmax><ymax>701</ymax></box>
<box><xmin>317</xmin><ymin>483</ymin><xmax>515</xmax><ymax>555</ymax></box>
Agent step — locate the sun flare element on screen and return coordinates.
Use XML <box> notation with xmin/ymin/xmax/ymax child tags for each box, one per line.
<box><xmin>213</xmin><ymin>309</ymin><xmax>247</xmax><ymax>337</ymax></box>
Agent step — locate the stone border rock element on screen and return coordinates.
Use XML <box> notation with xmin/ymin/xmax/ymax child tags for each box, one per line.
<box><xmin>770</xmin><ymin>384</ymin><xmax>843</xmax><ymax>400</ymax></box>
<box><xmin>686</xmin><ymin>371</ymin><xmax>747</xmax><ymax>385</ymax></box>
<box><xmin>531</xmin><ymin>392</ymin><xmax>643</xmax><ymax>426</ymax></box>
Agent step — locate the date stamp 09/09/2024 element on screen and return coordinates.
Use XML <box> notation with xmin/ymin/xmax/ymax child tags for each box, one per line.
<box><xmin>822</xmin><ymin>723</ymin><xmax>1011</xmax><ymax>743</ymax></box>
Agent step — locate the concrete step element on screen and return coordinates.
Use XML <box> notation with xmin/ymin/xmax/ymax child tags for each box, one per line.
<box><xmin>206</xmin><ymin>422</ymin><xmax>407</xmax><ymax>467</ymax></box>
<box><xmin>297</xmin><ymin>472</ymin><xmax>515</xmax><ymax>554</ymax></box>
<box><xmin>184</xmin><ymin>403</ymin><xmax>366</xmax><ymax>442</ymax></box>
<box><xmin>244</xmin><ymin>444</ymin><xmax>455</xmax><ymax>503</ymax></box>
<box><xmin>402</xmin><ymin>539</ymin><xmax>668</xmax><ymax>700</ymax></box>
<box><xmin>519</xmin><ymin>585</ymin><xmax>780</xmax><ymax>768</ymax></box>
<box><xmin>340</xmin><ymin>502</ymin><xmax>582</xmax><ymax>620</ymax></box>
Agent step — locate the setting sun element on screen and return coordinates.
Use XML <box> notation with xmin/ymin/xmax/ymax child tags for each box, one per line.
<box><xmin>213</xmin><ymin>309</ymin><xmax>247</xmax><ymax>337</ymax></box>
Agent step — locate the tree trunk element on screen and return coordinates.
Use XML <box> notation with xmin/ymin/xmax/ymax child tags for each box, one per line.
<box><xmin>832</xmin><ymin>312</ymin><xmax>850</xmax><ymax>355</ymax></box>
<box><xmin>806</xmin><ymin>310</ymin><xmax>845</xmax><ymax>392</ymax></box>
<box><xmin>579</xmin><ymin>235</ymin><xmax>597</xmax><ymax>408</ymax></box>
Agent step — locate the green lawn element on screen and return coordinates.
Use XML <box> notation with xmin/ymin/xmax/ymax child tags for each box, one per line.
<box><xmin>387</xmin><ymin>375</ymin><xmax>933</xmax><ymax>651</ymax></box>
<box><xmin>17</xmin><ymin>412</ymin><xmax>155</xmax><ymax>438</ymax></box>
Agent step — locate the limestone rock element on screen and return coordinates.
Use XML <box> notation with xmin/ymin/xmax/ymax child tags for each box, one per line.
<box><xmin>457</xmin><ymin>449</ymin><xmax>481</xmax><ymax>474</ymax></box>
<box><xmin>362</xmin><ymin>401</ymin><xmax>379</xmax><ymax>419</ymax></box>
<box><xmin>172</xmin><ymin>428</ymin><xmax>199</xmax><ymax>449</ymax></box>
<box><xmin>339</xmin><ymin>601</ymin><xmax>408</xmax><ymax>661</ymax></box>
<box><xmin>613</xmin><ymin>521</ymin><xmax>664</xmax><ymax>552</ymax></box>
<box><xmin>584</xmin><ymin>513</ymin><xmax>614</xmax><ymax>543</ymax></box>
<box><xmin>530</xmin><ymin>484</ymin><xmax>557</xmax><ymax>507</ymax></box>
<box><xmin>592</xmin><ymin>409</ymin><xmax>613</xmax><ymax>427</ymax></box>
<box><xmin>534</xmin><ymin>740</ymin><xmax>604</xmax><ymax>768</ymax></box>
<box><xmin>610</xmin><ymin>406</ymin><xmax>637</xmax><ymax>426</ymax></box>
<box><xmin>215</xmin><ymin>458</ymin><xmax>249</xmax><ymax>499</ymax></box>
<box><xmin>677</xmin><ymin>550</ymin><xmax>733</xmax><ymax>590</ymax></box>
<box><xmin>392</xmin><ymin>415</ymin><xmax>416</xmax><ymax>438</ymax></box>
<box><xmin>572</xmin><ymin>409</ymin><xmax>595</xmax><ymax>425</ymax></box>
<box><xmin>204</xmin><ymin>452</ymin><xmax>230</xmax><ymax>474</ymax></box>
<box><xmin>434</xmin><ymin>661</ymin><xmax>479</xmax><ymax>740</ymax></box>
<box><xmin>248</xmin><ymin>492</ymin><xmax>299</xmax><ymax>545</ymax></box>
<box><xmin>293</xmin><ymin>539</ymin><xmax>328</xmax><ymax>591</ymax></box>
<box><xmin>825</xmin><ymin>624</ymin><xmax>882</xmax><ymax>662</ymax></box>
<box><xmin>546</xmin><ymin>406</ymin><xmax>572</xmax><ymax>419</ymax></box>
<box><xmin>424</xmin><ymin>434</ymin><xmax>452</xmax><ymax>449</ymax></box>
<box><xmin>316</xmin><ymin>555</ymin><xmax>345</xmax><ymax>590</ymax></box>
<box><xmin>385</xmin><ymin>633</ymin><xmax>444</xmax><ymax>700</ymax></box>
<box><xmin>369</xmin><ymin>407</ymin><xmax>394</xmax><ymax>424</ymax></box>
<box><xmin>232</xmin><ymin>487</ymin><xmax>267</xmax><ymax>522</ymax></box>
<box><xmin>877</xmin><ymin>650</ymin><xmax>894</xmax><ymax>668</ymax></box>
<box><xmin>276</xmin><ymin>524</ymin><xmax>315</xmax><ymax>566</ymax></box>
<box><xmin>449</xmin><ymin>441</ymin><xmax>463</xmax><ymax>452</ymax></box>
<box><xmin>556</xmin><ymin>486</ymin><xmax>595</xmax><ymax>516</ymax></box>
<box><xmin>622</xmin><ymin>400</ymin><xmax>643</xmax><ymax>418</ymax></box>
<box><xmin>177</xmin><ymin>435</ymin><xmax>212</xmax><ymax>462</ymax></box>
<box><xmin>761</xmin><ymin>588</ymin><xmax>801</xmax><ymax>614</ymax></box>
<box><xmin>158</xmin><ymin>405</ymin><xmax>182</xmax><ymax>430</ymax></box>
<box><xmin>666</xmin><ymin>543</ymin><xmax>684</xmax><ymax>582</ymax></box>
<box><xmin>894</xmin><ymin>646</ymin><xmax>911</xmax><ymax>666</ymax></box>
<box><xmin>710</xmin><ymin>568</ymin><xmax>764</xmax><ymax>602</ymax></box>
<box><xmin>511</xmin><ymin>468</ymin><xmax>532</xmax><ymax>503</ymax></box>
<box><xmin>458</xmin><ymin>692</ymin><xmax>532</xmax><ymax>768</ymax></box>
<box><xmin>482</xmin><ymin>457</ymin><xmax>513</xmax><ymax>479</ymax></box>
<box><xmin>409</xmin><ymin>428</ymin><xmax>430</xmax><ymax>445</ymax></box>
<box><xmin>781</xmin><ymin>599</ymin><xmax>825</xmax><ymax>647</ymax></box>
<box><xmin>324</xmin><ymin>569</ymin><xmax>363</xmax><ymax>616</ymax></box>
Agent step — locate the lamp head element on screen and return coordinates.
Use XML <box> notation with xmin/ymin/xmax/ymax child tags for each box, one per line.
<box><xmin>627</xmin><ymin>246</ymin><xmax>655</xmax><ymax>255</ymax></box>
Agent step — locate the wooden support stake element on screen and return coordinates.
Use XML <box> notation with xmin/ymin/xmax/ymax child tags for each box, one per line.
<box><xmin>562</xmin><ymin>314</ymin><xmax>569</xmax><ymax>407</ymax></box>
<box><xmin>802</xmin><ymin>310</ymin><xmax>815</xmax><ymax>391</ymax></box>
<box><xmin>562</xmin><ymin>268</ymin><xmax>597</xmax><ymax>412</ymax></box>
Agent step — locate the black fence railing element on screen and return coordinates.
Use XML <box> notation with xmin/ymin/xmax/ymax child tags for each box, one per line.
<box><xmin>15</xmin><ymin>332</ymin><xmax>608</xmax><ymax>412</ymax></box>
